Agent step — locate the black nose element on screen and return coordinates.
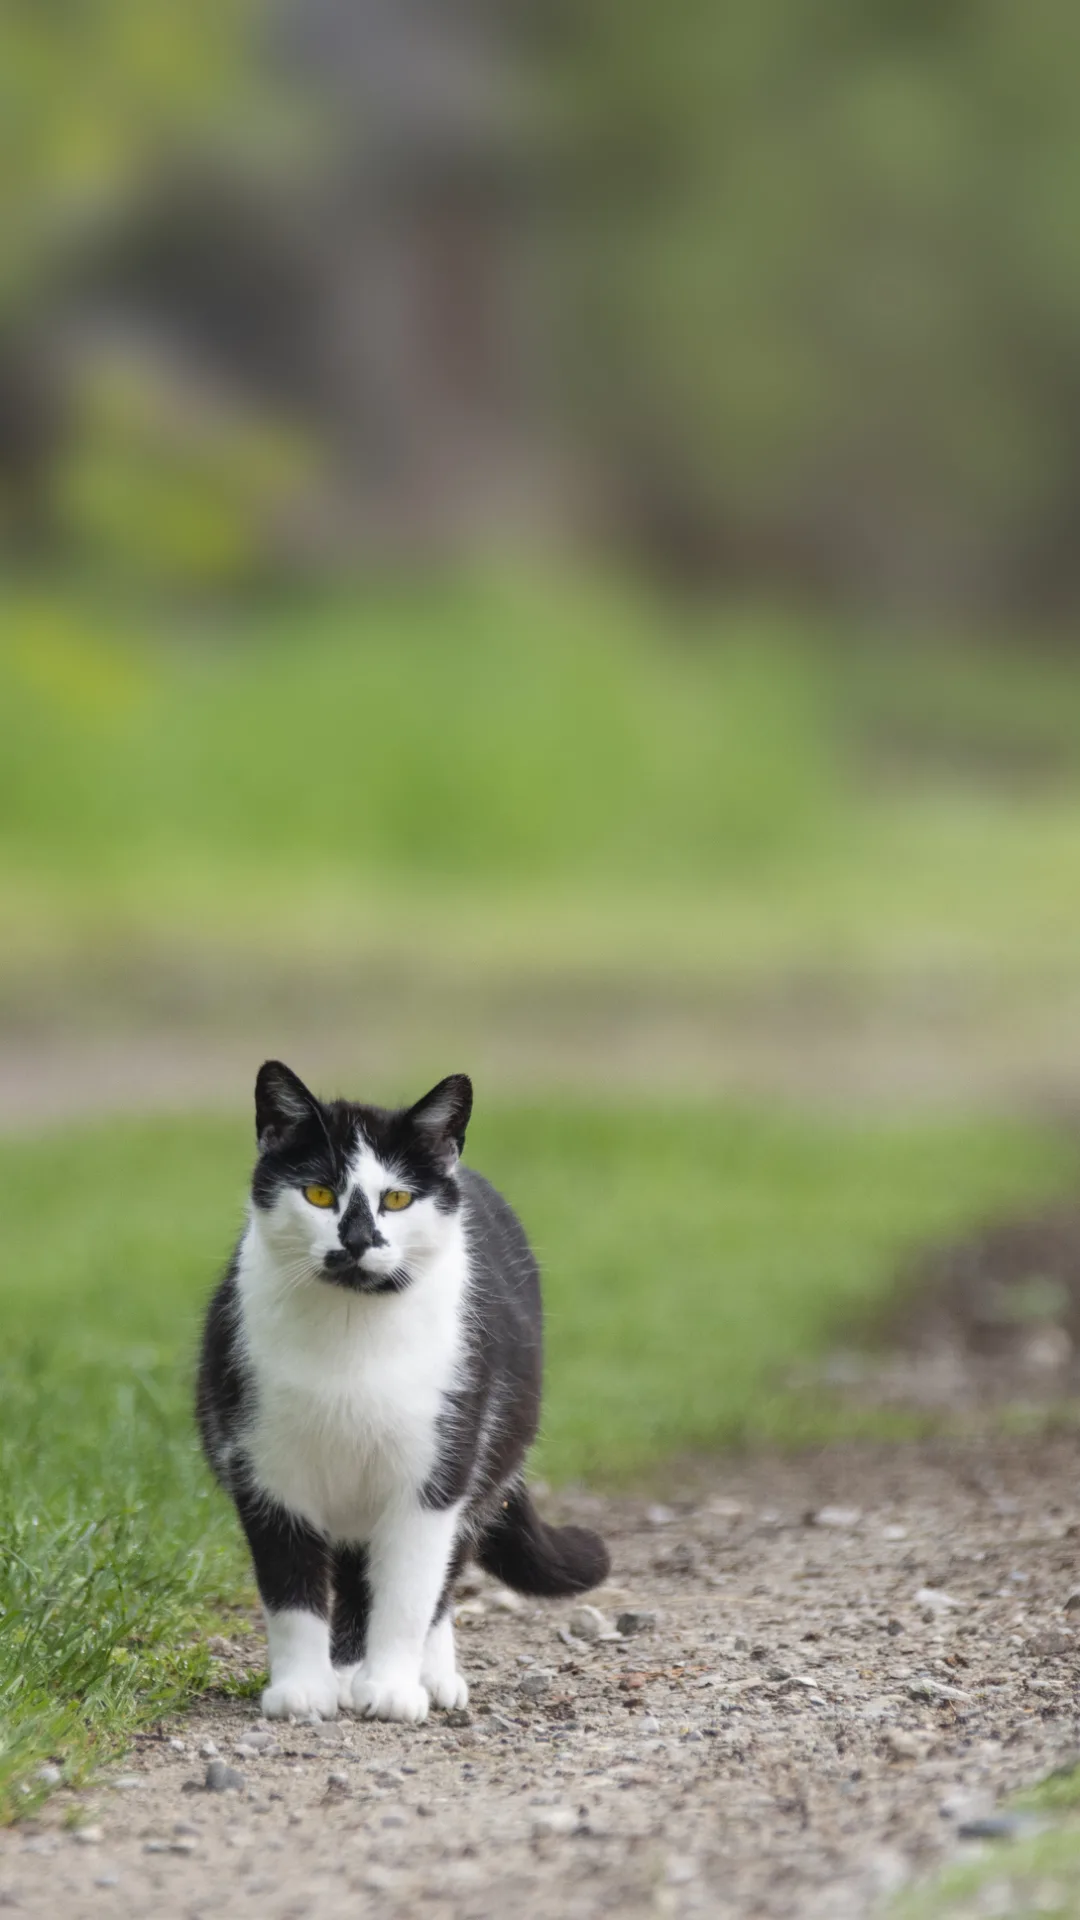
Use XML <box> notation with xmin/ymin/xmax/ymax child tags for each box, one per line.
<box><xmin>339</xmin><ymin>1193</ymin><xmax>386</xmax><ymax>1260</ymax></box>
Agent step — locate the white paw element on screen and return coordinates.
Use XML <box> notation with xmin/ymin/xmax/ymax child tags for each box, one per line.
<box><xmin>351</xmin><ymin>1671</ymin><xmax>430</xmax><ymax>1724</ymax></box>
<box><xmin>261</xmin><ymin>1671</ymin><xmax>340</xmax><ymax>1721</ymax></box>
<box><xmin>424</xmin><ymin>1670</ymin><xmax>469</xmax><ymax>1712</ymax></box>
<box><xmin>334</xmin><ymin>1664</ymin><xmax>361</xmax><ymax>1710</ymax></box>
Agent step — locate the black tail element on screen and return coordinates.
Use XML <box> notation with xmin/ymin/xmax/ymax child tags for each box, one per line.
<box><xmin>476</xmin><ymin>1484</ymin><xmax>610</xmax><ymax>1597</ymax></box>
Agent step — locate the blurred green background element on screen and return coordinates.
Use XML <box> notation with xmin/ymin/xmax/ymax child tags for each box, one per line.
<box><xmin>4</xmin><ymin>0</ymin><xmax>1080</xmax><ymax>1806</ymax></box>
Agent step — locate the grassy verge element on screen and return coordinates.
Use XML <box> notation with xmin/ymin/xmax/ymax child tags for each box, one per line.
<box><xmin>894</xmin><ymin>1768</ymin><xmax>1080</xmax><ymax>1918</ymax></box>
<box><xmin>5</xmin><ymin>576</ymin><xmax>1080</xmax><ymax>1005</ymax></box>
<box><xmin>1</xmin><ymin>1098</ymin><xmax>1076</xmax><ymax>1815</ymax></box>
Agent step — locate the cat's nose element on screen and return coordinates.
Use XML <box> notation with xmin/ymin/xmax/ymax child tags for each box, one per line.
<box><xmin>339</xmin><ymin>1195</ymin><xmax>387</xmax><ymax>1259</ymax></box>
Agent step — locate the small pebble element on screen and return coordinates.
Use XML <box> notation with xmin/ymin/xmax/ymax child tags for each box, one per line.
<box><xmin>567</xmin><ymin>1605</ymin><xmax>610</xmax><ymax>1642</ymax></box>
<box><xmin>665</xmin><ymin>1855</ymin><xmax>699</xmax><ymax>1885</ymax></box>
<box><xmin>915</xmin><ymin>1587</ymin><xmax>962</xmax><ymax>1614</ymax></box>
<box><xmin>167</xmin><ymin>1738</ymin><xmax>187</xmax><ymax>1755</ymax></box>
<box><xmin>958</xmin><ymin>1814</ymin><xmax>1037</xmax><ymax>1842</ymax></box>
<box><xmin>908</xmin><ymin>1677</ymin><xmax>967</xmax><ymax>1703</ymax></box>
<box><xmin>73</xmin><ymin>1827</ymin><xmax>103</xmax><ymax>1847</ymax></box>
<box><xmin>616</xmin><ymin>1611</ymin><xmax>657</xmax><ymax>1636</ymax></box>
<box><xmin>813</xmin><ymin>1506</ymin><xmax>862</xmax><ymax>1530</ymax></box>
<box><xmin>519</xmin><ymin>1672</ymin><xmax>552</xmax><ymax>1698</ymax></box>
<box><xmin>1064</xmin><ymin>1590</ymin><xmax>1080</xmax><ymax>1613</ymax></box>
<box><xmin>93</xmin><ymin>1873</ymin><xmax>120</xmax><ymax>1888</ymax></box>
<box><xmin>884</xmin><ymin>1729</ymin><xmax>921</xmax><ymax>1761</ymax></box>
<box><xmin>532</xmin><ymin>1807</ymin><xmax>577</xmax><ymax>1837</ymax></box>
<box><xmin>327</xmin><ymin>1771</ymin><xmax>350</xmax><ymax>1791</ymax></box>
<box><xmin>205</xmin><ymin>1761</ymin><xmax>246</xmax><ymax>1793</ymax></box>
<box><xmin>198</xmin><ymin>1740</ymin><xmax>218</xmax><ymax>1759</ymax></box>
<box><xmin>1028</xmin><ymin>1629</ymin><xmax>1073</xmax><ymax>1656</ymax></box>
<box><xmin>647</xmin><ymin>1504</ymin><xmax>676</xmax><ymax>1526</ymax></box>
<box><xmin>111</xmin><ymin>1776</ymin><xmax>140</xmax><ymax>1791</ymax></box>
<box><xmin>36</xmin><ymin>1766</ymin><xmax>61</xmax><ymax>1787</ymax></box>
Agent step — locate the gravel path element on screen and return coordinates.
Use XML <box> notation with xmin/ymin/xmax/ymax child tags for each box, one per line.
<box><xmin>6</xmin><ymin>1439</ymin><xmax>1080</xmax><ymax>1920</ymax></box>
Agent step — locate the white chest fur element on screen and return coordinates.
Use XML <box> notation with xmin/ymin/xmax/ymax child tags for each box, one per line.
<box><xmin>235</xmin><ymin>1219</ymin><xmax>468</xmax><ymax>1543</ymax></box>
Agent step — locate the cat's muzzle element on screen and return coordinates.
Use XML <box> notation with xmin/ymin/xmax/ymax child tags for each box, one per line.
<box><xmin>321</xmin><ymin>1249</ymin><xmax>408</xmax><ymax>1295</ymax></box>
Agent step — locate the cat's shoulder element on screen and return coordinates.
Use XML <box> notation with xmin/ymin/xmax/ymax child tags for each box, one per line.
<box><xmin>459</xmin><ymin>1166</ymin><xmax>539</xmax><ymax>1288</ymax></box>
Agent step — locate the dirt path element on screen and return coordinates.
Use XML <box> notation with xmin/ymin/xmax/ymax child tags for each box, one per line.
<box><xmin>6</xmin><ymin>1439</ymin><xmax>1080</xmax><ymax>1920</ymax></box>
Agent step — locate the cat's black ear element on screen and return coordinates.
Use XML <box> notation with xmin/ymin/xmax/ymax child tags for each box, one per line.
<box><xmin>255</xmin><ymin>1061</ymin><xmax>323</xmax><ymax>1150</ymax></box>
<box><xmin>407</xmin><ymin>1074</ymin><xmax>473</xmax><ymax>1171</ymax></box>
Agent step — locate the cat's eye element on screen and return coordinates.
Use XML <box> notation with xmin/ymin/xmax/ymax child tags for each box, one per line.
<box><xmin>382</xmin><ymin>1189</ymin><xmax>413</xmax><ymax>1211</ymax></box>
<box><xmin>303</xmin><ymin>1185</ymin><xmax>336</xmax><ymax>1209</ymax></box>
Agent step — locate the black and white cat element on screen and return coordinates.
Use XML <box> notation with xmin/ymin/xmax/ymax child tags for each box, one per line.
<box><xmin>197</xmin><ymin>1061</ymin><xmax>609</xmax><ymax>1724</ymax></box>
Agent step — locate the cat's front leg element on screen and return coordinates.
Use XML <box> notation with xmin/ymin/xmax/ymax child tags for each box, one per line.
<box><xmin>421</xmin><ymin>1611</ymin><xmax>469</xmax><ymax>1711</ymax></box>
<box><xmin>236</xmin><ymin>1490</ymin><xmax>339</xmax><ymax>1721</ymax></box>
<box><xmin>350</xmin><ymin>1501</ymin><xmax>464</xmax><ymax>1723</ymax></box>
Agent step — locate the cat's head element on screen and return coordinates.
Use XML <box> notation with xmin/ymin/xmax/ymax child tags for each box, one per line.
<box><xmin>249</xmin><ymin>1060</ymin><xmax>472</xmax><ymax>1294</ymax></box>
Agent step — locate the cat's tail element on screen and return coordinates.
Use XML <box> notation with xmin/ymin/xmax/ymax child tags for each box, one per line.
<box><xmin>475</xmin><ymin>1483</ymin><xmax>610</xmax><ymax>1597</ymax></box>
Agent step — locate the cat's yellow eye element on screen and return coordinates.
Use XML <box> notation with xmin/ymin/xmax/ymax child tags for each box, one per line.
<box><xmin>303</xmin><ymin>1185</ymin><xmax>336</xmax><ymax>1209</ymax></box>
<box><xmin>382</xmin><ymin>1189</ymin><xmax>413</xmax><ymax>1212</ymax></box>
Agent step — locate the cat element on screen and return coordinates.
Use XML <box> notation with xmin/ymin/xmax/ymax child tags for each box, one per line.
<box><xmin>197</xmin><ymin>1060</ymin><xmax>609</xmax><ymax>1723</ymax></box>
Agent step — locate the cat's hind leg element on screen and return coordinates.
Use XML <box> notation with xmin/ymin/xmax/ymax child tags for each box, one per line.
<box><xmin>237</xmin><ymin>1491</ymin><xmax>339</xmax><ymax>1720</ymax></box>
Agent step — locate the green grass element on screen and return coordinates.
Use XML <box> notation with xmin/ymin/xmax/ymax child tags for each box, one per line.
<box><xmin>5</xmin><ymin>574</ymin><xmax>1080</xmax><ymax>1003</ymax></box>
<box><xmin>2</xmin><ymin>1098</ymin><xmax>1076</xmax><ymax>1816</ymax></box>
<box><xmin>894</xmin><ymin>1768</ymin><xmax>1080</xmax><ymax>1918</ymax></box>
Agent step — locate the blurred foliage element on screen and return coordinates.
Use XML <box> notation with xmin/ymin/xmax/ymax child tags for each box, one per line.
<box><xmin>55</xmin><ymin>346</ymin><xmax>316</xmax><ymax>586</ymax></box>
<box><xmin>6</xmin><ymin>1</ymin><xmax>1080</xmax><ymax>600</ymax></box>
<box><xmin>552</xmin><ymin>0</ymin><xmax>1080</xmax><ymax>605</ymax></box>
<box><xmin>0</xmin><ymin>0</ymin><xmax>257</xmax><ymax>309</ymax></box>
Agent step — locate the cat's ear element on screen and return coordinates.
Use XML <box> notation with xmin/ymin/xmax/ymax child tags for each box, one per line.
<box><xmin>407</xmin><ymin>1073</ymin><xmax>472</xmax><ymax>1173</ymax></box>
<box><xmin>255</xmin><ymin>1060</ymin><xmax>323</xmax><ymax>1150</ymax></box>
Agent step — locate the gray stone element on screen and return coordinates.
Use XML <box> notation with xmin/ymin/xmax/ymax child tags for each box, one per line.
<box><xmin>957</xmin><ymin>1814</ymin><xmax>1039</xmax><ymax>1842</ymax></box>
<box><xmin>73</xmin><ymin>1827</ymin><xmax>103</xmax><ymax>1846</ymax></box>
<box><xmin>35</xmin><ymin>1766</ymin><xmax>61</xmax><ymax>1787</ymax></box>
<box><xmin>1028</xmin><ymin>1629</ymin><xmax>1073</xmax><ymax>1656</ymax></box>
<box><xmin>616</xmin><ymin>1611</ymin><xmax>658</xmax><ymax>1636</ymax></box>
<box><xmin>907</xmin><ymin>1677</ymin><xmax>968</xmax><ymax>1703</ymax></box>
<box><xmin>519</xmin><ymin>1671</ymin><xmax>552</xmax><ymax>1699</ymax></box>
<box><xmin>327</xmin><ymin>1771</ymin><xmax>350</xmax><ymax>1791</ymax></box>
<box><xmin>205</xmin><ymin>1760</ymin><xmax>246</xmax><ymax>1793</ymax></box>
<box><xmin>198</xmin><ymin>1740</ymin><xmax>219</xmax><ymax>1759</ymax></box>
